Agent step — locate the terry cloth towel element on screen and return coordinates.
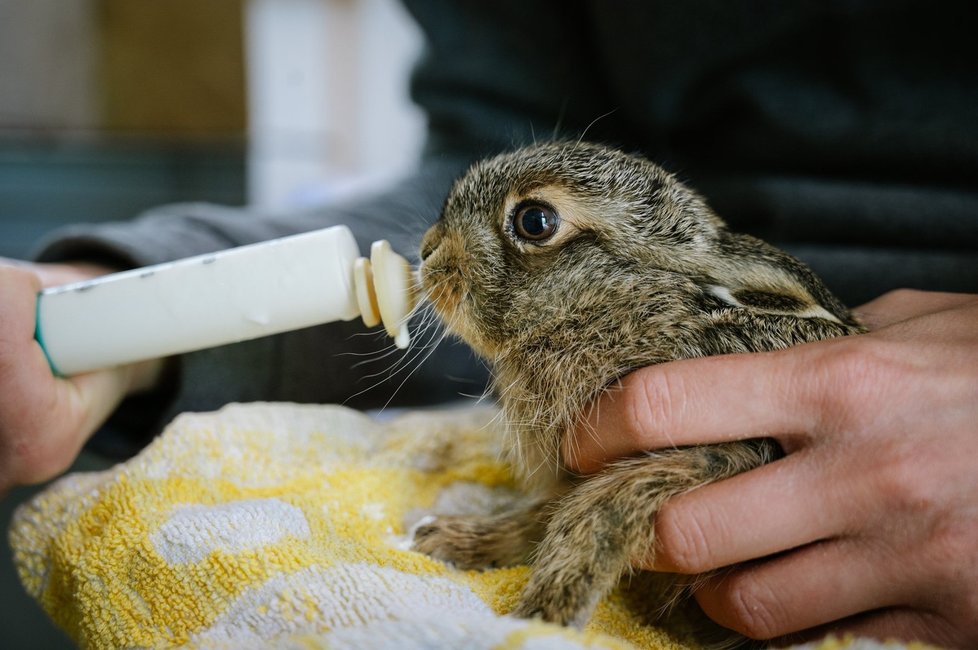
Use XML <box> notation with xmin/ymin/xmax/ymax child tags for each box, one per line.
<box><xmin>10</xmin><ymin>403</ymin><xmax>931</xmax><ymax>650</ymax></box>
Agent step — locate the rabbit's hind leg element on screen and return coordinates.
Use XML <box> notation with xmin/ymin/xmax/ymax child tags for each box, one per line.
<box><xmin>512</xmin><ymin>441</ymin><xmax>774</xmax><ymax>628</ymax></box>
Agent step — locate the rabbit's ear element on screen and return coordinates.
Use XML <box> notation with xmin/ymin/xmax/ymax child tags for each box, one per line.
<box><xmin>703</xmin><ymin>232</ymin><xmax>858</xmax><ymax>326</ymax></box>
<box><xmin>703</xmin><ymin>283</ymin><xmax>845</xmax><ymax>323</ymax></box>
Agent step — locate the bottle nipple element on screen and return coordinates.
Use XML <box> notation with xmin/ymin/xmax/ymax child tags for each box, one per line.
<box><xmin>352</xmin><ymin>240</ymin><xmax>415</xmax><ymax>349</ymax></box>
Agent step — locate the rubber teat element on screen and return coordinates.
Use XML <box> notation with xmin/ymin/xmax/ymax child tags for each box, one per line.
<box><xmin>352</xmin><ymin>240</ymin><xmax>415</xmax><ymax>348</ymax></box>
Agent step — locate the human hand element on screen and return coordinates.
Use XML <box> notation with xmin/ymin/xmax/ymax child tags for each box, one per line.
<box><xmin>563</xmin><ymin>289</ymin><xmax>978</xmax><ymax>648</ymax></box>
<box><xmin>0</xmin><ymin>259</ymin><xmax>163</xmax><ymax>496</ymax></box>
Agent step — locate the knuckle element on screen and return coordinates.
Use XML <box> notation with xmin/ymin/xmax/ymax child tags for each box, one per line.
<box><xmin>870</xmin><ymin>443</ymin><xmax>938</xmax><ymax>514</ymax></box>
<box><xmin>880</xmin><ymin>287</ymin><xmax>922</xmax><ymax>305</ymax></box>
<box><xmin>8</xmin><ymin>437</ymin><xmax>46</xmax><ymax>480</ymax></box>
<box><xmin>0</xmin><ymin>263</ymin><xmax>40</xmax><ymax>298</ymax></box>
<box><xmin>18</xmin><ymin>444</ymin><xmax>72</xmax><ymax>485</ymax></box>
<box><xmin>825</xmin><ymin>342</ymin><xmax>880</xmax><ymax>390</ymax></box>
<box><xmin>621</xmin><ymin>368</ymin><xmax>687</xmax><ymax>447</ymax></box>
<box><xmin>924</xmin><ymin>517</ymin><xmax>978</xmax><ymax>585</ymax></box>
<box><xmin>801</xmin><ymin>339</ymin><xmax>890</xmax><ymax>432</ymax></box>
<box><xmin>620</xmin><ymin>386</ymin><xmax>653</xmax><ymax>447</ymax></box>
<box><xmin>4</xmin><ymin>423</ymin><xmax>73</xmax><ymax>486</ymax></box>
<box><xmin>655</xmin><ymin>500</ymin><xmax>715</xmax><ymax>573</ymax></box>
<box><xmin>715</xmin><ymin>573</ymin><xmax>785</xmax><ymax>640</ymax></box>
<box><xmin>0</xmin><ymin>267</ymin><xmax>39</xmax><ymax>351</ymax></box>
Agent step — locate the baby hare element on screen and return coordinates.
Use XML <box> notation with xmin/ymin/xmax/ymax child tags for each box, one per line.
<box><xmin>413</xmin><ymin>141</ymin><xmax>864</xmax><ymax>632</ymax></box>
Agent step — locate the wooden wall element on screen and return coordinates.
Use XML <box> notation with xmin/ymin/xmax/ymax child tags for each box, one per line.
<box><xmin>0</xmin><ymin>0</ymin><xmax>246</xmax><ymax>136</ymax></box>
<box><xmin>98</xmin><ymin>0</ymin><xmax>246</xmax><ymax>135</ymax></box>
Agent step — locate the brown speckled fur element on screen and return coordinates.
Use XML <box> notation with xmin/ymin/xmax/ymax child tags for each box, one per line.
<box><xmin>412</xmin><ymin>142</ymin><xmax>865</xmax><ymax>638</ymax></box>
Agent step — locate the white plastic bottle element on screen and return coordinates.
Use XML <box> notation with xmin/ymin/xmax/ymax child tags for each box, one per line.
<box><xmin>34</xmin><ymin>226</ymin><xmax>415</xmax><ymax>376</ymax></box>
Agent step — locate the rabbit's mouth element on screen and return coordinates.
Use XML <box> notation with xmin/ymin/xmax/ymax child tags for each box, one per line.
<box><xmin>419</xmin><ymin>220</ymin><xmax>510</xmax><ymax>358</ymax></box>
<box><xmin>418</xmin><ymin>222</ymin><xmax>469</xmax><ymax>318</ymax></box>
<box><xmin>418</xmin><ymin>239</ymin><xmax>475</xmax><ymax>345</ymax></box>
<box><xmin>420</xmin><ymin>259</ymin><xmax>503</xmax><ymax>359</ymax></box>
<box><xmin>421</xmin><ymin>265</ymin><xmax>464</xmax><ymax>317</ymax></box>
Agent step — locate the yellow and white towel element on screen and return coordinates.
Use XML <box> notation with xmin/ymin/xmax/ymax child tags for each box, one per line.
<box><xmin>10</xmin><ymin>402</ymin><xmax>930</xmax><ymax>650</ymax></box>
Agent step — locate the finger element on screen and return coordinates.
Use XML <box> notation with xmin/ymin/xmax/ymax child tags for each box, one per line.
<box><xmin>33</xmin><ymin>260</ymin><xmax>115</xmax><ymax>288</ymax></box>
<box><xmin>0</xmin><ymin>351</ymin><xmax>126</xmax><ymax>487</ymax></box>
<box><xmin>853</xmin><ymin>288</ymin><xmax>975</xmax><ymax>330</ymax></box>
<box><xmin>1</xmin><ymin>365</ymin><xmax>128</xmax><ymax>488</ymax></box>
<box><xmin>774</xmin><ymin>607</ymin><xmax>956</xmax><ymax>648</ymax></box>
<box><xmin>564</xmin><ymin>348</ymin><xmax>822</xmax><ymax>473</ymax></box>
<box><xmin>0</xmin><ymin>265</ymin><xmax>42</xmax><ymax>341</ymax></box>
<box><xmin>0</xmin><ymin>267</ymin><xmax>125</xmax><ymax>485</ymax></box>
<box><xmin>694</xmin><ymin>540</ymin><xmax>911</xmax><ymax>640</ymax></box>
<box><xmin>69</xmin><ymin>370</ymin><xmax>132</xmax><ymax>444</ymax></box>
<box><xmin>0</xmin><ymin>257</ymin><xmax>33</xmax><ymax>270</ymax></box>
<box><xmin>0</xmin><ymin>258</ymin><xmax>113</xmax><ymax>288</ymax></box>
<box><xmin>648</xmin><ymin>451</ymin><xmax>852</xmax><ymax>574</ymax></box>
<box><xmin>0</xmin><ymin>270</ymin><xmax>57</xmax><ymax>485</ymax></box>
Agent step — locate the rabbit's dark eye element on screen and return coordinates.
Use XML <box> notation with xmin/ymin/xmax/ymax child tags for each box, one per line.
<box><xmin>513</xmin><ymin>203</ymin><xmax>559</xmax><ymax>241</ymax></box>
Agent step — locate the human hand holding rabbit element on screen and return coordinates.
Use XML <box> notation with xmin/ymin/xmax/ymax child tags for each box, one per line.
<box><xmin>565</xmin><ymin>288</ymin><xmax>978</xmax><ymax>647</ymax></box>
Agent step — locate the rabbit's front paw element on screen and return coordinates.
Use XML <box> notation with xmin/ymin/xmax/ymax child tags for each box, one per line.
<box><xmin>411</xmin><ymin>512</ymin><xmax>534</xmax><ymax>570</ymax></box>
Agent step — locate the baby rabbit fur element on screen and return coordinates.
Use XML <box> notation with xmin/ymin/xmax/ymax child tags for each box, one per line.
<box><xmin>413</xmin><ymin>141</ymin><xmax>864</xmax><ymax>631</ymax></box>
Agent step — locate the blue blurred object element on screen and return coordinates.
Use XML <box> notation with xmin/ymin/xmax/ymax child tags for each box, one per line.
<box><xmin>0</xmin><ymin>135</ymin><xmax>245</xmax><ymax>258</ymax></box>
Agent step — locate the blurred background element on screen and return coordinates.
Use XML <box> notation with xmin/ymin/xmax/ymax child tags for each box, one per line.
<box><xmin>1</xmin><ymin>0</ymin><xmax>424</xmax><ymax>646</ymax></box>
<box><xmin>0</xmin><ymin>0</ymin><xmax>425</xmax><ymax>258</ymax></box>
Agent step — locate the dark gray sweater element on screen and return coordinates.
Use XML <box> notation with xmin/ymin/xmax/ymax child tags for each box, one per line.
<box><xmin>36</xmin><ymin>0</ymin><xmax>978</xmax><ymax>455</ymax></box>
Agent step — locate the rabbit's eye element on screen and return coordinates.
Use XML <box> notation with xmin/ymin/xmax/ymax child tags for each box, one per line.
<box><xmin>513</xmin><ymin>203</ymin><xmax>559</xmax><ymax>242</ymax></box>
